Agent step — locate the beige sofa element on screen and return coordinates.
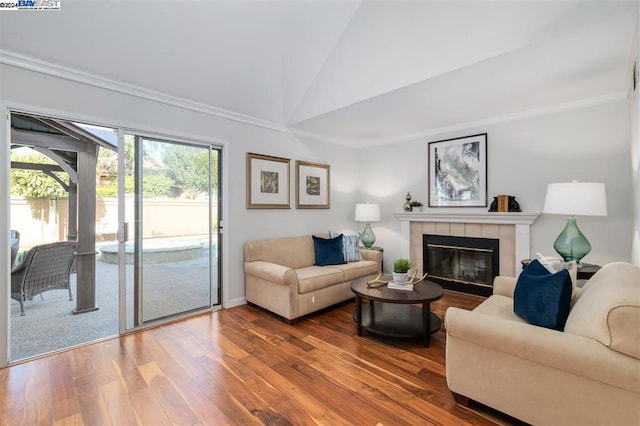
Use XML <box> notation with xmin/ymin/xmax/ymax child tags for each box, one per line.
<box><xmin>445</xmin><ymin>262</ymin><xmax>640</xmax><ymax>426</ymax></box>
<box><xmin>244</xmin><ymin>234</ymin><xmax>382</xmax><ymax>321</ymax></box>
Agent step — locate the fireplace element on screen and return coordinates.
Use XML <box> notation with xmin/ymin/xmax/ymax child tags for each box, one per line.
<box><xmin>423</xmin><ymin>234</ymin><xmax>499</xmax><ymax>297</ymax></box>
<box><xmin>394</xmin><ymin>211</ymin><xmax>540</xmax><ymax>287</ymax></box>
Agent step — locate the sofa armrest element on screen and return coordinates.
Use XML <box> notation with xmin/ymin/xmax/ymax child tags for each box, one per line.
<box><xmin>493</xmin><ymin>276</ymin><xmax>517</xmax><ymax>298</ymax></box>
<box><xmin>359</xmin><ymin>248</ymin><xmax>382</xmax><ymax>264</ymax></box>
<box><xmin>244</xmin><ymin>261</ymin><xmax>298</xmax><ymax>287</ymax></box>
<box><xmin>445</xmin><ymin>307</ymin><xmax>639</xmax><ymax>392</ymax></box>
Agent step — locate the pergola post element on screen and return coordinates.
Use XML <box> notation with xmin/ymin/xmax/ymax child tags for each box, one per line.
<box><xmin>67</xmin><ymin>181</ymin><xmax>77</xmax><ymax>241</ymax></box>
<box><xmin>73</xmin><ymin>145</ymin><xmax>99</xmax><ymax>314</ymax></box>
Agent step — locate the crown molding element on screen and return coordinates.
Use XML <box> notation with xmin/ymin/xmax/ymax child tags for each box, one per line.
<box><xmin>0</xmin><ymin>49</ymin><xmax>359</xmax><ymax>147</ymax></box>
<box><xmin>358</xmin><ymin>92</ymin><xmax>628</xmax><ymax>147</ymax></box>
<box><xmin>0</xmin><ymin>49</ymin><xmax>293</xmax><ymax>134</ymax></box>
<box><xmin>1</xmin><ymin>49</ymin><xmax>627</xmax><ymax>150</ymax></box>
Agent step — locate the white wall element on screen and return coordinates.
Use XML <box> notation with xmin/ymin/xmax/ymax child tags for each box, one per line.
<box><xmin>0</xmin><ymin>64</ymin><xmax>359</xmax><ymax>311</ymax></box>
<box><xmin>359</xmin><ymin>100</ymin><xmax>633</xmax><ymax>271</ymax></box>
<box><xmin>225</xmin><ymin>125</ymin><xmax>360</xmax><ymax>305</ymax></box>
<box><xmin>2</xmin><ymin>64</ymin><xmax>635</xmax><ymax>285</ymax></box>
<box><xmin>630</xmin><ymin>12</ymin><xmax>640</xmax><ymax>266</ymax></box>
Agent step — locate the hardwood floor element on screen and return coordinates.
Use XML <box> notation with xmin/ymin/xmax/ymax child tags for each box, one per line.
<box><xmin>0</xmin><ymin>290</ymin><xmax>519</xmax><ymax>425</ymax></box>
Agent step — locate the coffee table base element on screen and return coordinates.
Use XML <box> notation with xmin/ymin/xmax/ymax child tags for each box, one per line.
<box><xmin>354</xmin><ymin>301</ymin><xmax>441</xmax><ymax>347</ymax></box>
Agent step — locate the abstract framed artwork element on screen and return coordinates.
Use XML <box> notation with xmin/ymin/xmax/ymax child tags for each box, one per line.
<box><xmin>246</xmin><ymin>152</ymin><xmax>291</xmax><ymax>209</ymax></box>
<box><xmin>428</xmin><ymin>133</ymin><xmax>487</xmax><ymax>207</ymax></box>
<box><xmin>296</xmin><ymin>160</ymin><xmax>330</xmax><ymax>209</ymax></box>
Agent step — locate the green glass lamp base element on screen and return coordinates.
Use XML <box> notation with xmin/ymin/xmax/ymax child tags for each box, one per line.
<box><xmin>553</xmin><ymin>216</ymin><xmax>591</xmax><ymax>263</ymax></box>
<box><xmin>360</xmin><ymin>223</ymin><xmax>376</xmax><ymax>248</ymax></box>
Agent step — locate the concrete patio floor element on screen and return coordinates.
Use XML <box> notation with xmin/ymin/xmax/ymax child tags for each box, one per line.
<box><xmin>10</xmin><ymin>247</ymin><xmax>215</xmax><ymax>362</ymax></box>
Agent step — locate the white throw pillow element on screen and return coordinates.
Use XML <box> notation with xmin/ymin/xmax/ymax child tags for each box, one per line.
<box><xmin>329</xmin><ymin>230</ymin><xmax>363</xmax><ymax>262</ymax></box>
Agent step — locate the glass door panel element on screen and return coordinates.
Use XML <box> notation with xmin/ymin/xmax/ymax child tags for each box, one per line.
<box><xmin>120</xmin><ymin>133</ymin><xmax>220</xmax><ymax>328</ymax></box>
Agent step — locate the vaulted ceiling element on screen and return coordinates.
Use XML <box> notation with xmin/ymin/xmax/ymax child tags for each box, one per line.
<box><xmin>0</xmin><ymin>1</ymin><xmax>637</xmax><ymax>147</ymax></box>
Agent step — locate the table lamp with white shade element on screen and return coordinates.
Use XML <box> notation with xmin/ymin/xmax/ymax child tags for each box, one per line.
<box><xmin>542</xmin><ymin>181</ymin><xmax>607</xmax><ymax>263</ymax></box>
<box><xmin>354</xmin><ymin>203</ymin><xmax>381</xmax><ymax>248</ymax></box>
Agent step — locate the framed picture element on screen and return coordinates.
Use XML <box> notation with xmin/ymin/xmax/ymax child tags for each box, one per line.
<box><xmin>428</xmin><ymin>133</ymin><xmax>487</xmax><ymax>207</ymax></box>
<box><xmin>296</xmin><ymin>160</ymin><xmax>330</xmax><ymax>209</ymax></box>
<box><xmin>246</xmin><ymin>152</ymin><xmax>291</xmax><ymax>209</ymax></box>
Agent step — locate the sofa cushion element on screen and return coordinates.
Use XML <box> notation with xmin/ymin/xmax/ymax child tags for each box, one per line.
<box><xmin>330</xmin><ymin>260</ymin><xmax>379</xmax><ymax>281</ymax></box>
<box><xmin>329</xmin><ymin>230</ymin><xmax>363</xmax><ymax>262</ymax></box>
<box><xmin>296</xmin><ymin>266</ymin><xmax>345</xmax><ymax>294</ymax></box>
<box><xmin>244</xmin><ymin>235</ymin><xmax>316</xmax><ymax>269</ymax></box>
<box><xmin>564</xmin><ymin>262</ymin><xmax>640</xmax><ymax>359</ymax></box>
<box><xmin>473</xmin><ymin>294</ymin><xmax>528</xmax><ymax>324</ymax></box>
<box><xmin>513</xmin><ymin>259</ymin><xmax>572</xmax><ymax>331</ymax></box>
<box><xmin>313</xmin><ymin>234</ymin><xmax>346</xmax><ymax>266</ymax></box>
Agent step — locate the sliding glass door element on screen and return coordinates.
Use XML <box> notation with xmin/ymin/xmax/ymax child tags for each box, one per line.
<box><xmin>119</xmin><ymin>133</ymin><xmax>221</xmax><ymax>328</ymax></box>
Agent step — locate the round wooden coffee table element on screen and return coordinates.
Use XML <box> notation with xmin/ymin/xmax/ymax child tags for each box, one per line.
<box><xmin>350</xmin><ymin>277</ymin><xmax>444</xmax><ymax>347</ymax></box>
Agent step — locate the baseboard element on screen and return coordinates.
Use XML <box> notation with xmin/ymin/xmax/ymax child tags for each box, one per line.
<box><xmin>225</xmin><ymin>296</ymin><xmax>247</xmax><ymax>309</ymax></box>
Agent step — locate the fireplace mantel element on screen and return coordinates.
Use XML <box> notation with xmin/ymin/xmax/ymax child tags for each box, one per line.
<box><xmin>393</xmin><ymin>211</ymin><xmax>540</xmax><ymax>225</ymax></box>
<box><xmin>394</xmin><ymin>211</ymin><xmax>541</xmax><ymax>278</ymax></box>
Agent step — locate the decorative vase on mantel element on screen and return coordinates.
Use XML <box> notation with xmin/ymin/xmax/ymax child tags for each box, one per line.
<box><xmin>403</xmin><ymin>192</ymin><xmax>412</xmax><ymax>212</ymax></box>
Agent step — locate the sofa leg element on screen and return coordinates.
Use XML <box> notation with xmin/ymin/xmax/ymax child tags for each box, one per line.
<box><xmin>452</xmin><ymin>392</ymin><xmax>469</xmax><ymax>406</ymax></box>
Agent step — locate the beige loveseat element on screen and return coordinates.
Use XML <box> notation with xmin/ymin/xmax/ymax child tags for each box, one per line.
<box><xmin>445</xmin><ymin>262</ymin><xmax>640</xmax><ymax>425</ymax></box>
<box><xmin>244</xmin><ymin>235</ymin><xmax>382</xmax><ymax>321</ymax></box>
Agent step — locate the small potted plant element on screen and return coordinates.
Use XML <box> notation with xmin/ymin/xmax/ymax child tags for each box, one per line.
<box><xmin>393</xmin><ymin>258</ymin><xmax>414</xmax><ymax>285</ymax></box>
<box><xmin>410</xmin><ymin>201</ymin><xmax>423</xmax><ymax>212</ymax></box>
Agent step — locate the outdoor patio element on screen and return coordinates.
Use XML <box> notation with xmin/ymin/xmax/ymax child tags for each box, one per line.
<box><xmin>10</xmin><ymin>246</ymin><xmax>213</xmax><ymax>362</ymax></box>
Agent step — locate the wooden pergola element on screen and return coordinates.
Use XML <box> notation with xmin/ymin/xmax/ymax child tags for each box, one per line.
<box><xmin>10</xmin><ymin>113</ymin><xmax>116</xmax><ymax>314</ymax></box>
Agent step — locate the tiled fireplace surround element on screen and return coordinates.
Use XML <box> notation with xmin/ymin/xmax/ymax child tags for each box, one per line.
<box><xmin>394</xmin><ymin>212</ymin><xmax>540</xmax><ymax>280</ymax></box>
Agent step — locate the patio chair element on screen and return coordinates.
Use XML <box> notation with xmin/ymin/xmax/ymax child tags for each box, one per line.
<box><xmin>11</xmin><ymin>241</ymin><xmax>77</xmax><ymax>316</ymax></box>
<box><xmin>10</xmin><ymin>229</ymin><xmax>19</xmax><ymax>268</ymax></box>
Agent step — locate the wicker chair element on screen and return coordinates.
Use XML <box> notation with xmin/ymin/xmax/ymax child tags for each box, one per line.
<box><xmin>10</xmin><ymin>230</ymin><xmax>19</xmax><ymax>268</ymax></box>
<box><xmin>11</xmin><ymin>241</ymin><xmax>77</xmax><ymax>316</ymax></box>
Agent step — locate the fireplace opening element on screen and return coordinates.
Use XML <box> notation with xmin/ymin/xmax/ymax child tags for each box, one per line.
<box><xmin>423</xmin><ymin>234</ymin><xmax>499</xmax><ymax>297</ymax></box>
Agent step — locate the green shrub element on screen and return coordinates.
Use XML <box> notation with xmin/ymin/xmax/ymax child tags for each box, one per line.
<box><xmin>142</xmin><ymin>175</ymin><xmax>175</xmax><ymax>197</ymax></box>
<box><xmin>11</xmin><ymin>152</ymin><xmax>69</xmax><ymax>199</ymax></box>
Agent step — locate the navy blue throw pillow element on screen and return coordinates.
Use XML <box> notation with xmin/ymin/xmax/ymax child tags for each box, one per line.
<box><xmin>312</xmin><ymin>234</ymin><xmax>346</xmax><ymax>266</ymax></box>
<box><xmin>513</xmin><ymin>259</ymin><xmax>573</xmax><ymax>331</ymax></box>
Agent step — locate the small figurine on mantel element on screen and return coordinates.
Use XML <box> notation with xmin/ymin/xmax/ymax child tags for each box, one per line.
<box><xmin>403</xmin><ymin>192</ymin><xmax>413</xmax><ymax>212</ymax></box>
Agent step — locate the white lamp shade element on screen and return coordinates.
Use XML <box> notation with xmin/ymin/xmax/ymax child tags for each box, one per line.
<box><xmin>543</xmin><ymin>182</ymin><xmax>607</xmax><ymax>216</ymax></box>
<box><xmin>354</xmin><ymin>203</ymin><xmax>381</xmax><ymax>222</ymax></box>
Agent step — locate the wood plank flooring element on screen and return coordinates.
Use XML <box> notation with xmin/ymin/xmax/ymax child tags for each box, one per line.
<box><xmin>0</xmin><ymin>290</ymin><xmax>520</xmax><ymax>425</ymax></box>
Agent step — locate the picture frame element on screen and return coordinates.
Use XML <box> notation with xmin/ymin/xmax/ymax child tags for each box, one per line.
<box><xmin>246</xmin><ymin>152</ymin><xmax>291</xmax><ymax>209</ymax></box>
<box><xmin>296</xmin><ymin>160</ymin><xmax>330</xmax><ymax>209</ymax></box>
<box><xmin>428</xmin><ymin>133</ymin><xmax>487</xmax><ymax>208</ymax></box>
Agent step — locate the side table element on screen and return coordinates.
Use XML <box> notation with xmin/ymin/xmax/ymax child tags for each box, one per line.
<box><xmin>520</xmin><ymin>259</ymin><xmax>601</xmax><ymax>280</ymax></box>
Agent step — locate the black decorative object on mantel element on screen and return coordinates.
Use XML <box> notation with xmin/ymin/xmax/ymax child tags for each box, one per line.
<box><xmin>488</xmin><ymin>195</ymin><xmax>521</xmax><ymax>212</ymax></box>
